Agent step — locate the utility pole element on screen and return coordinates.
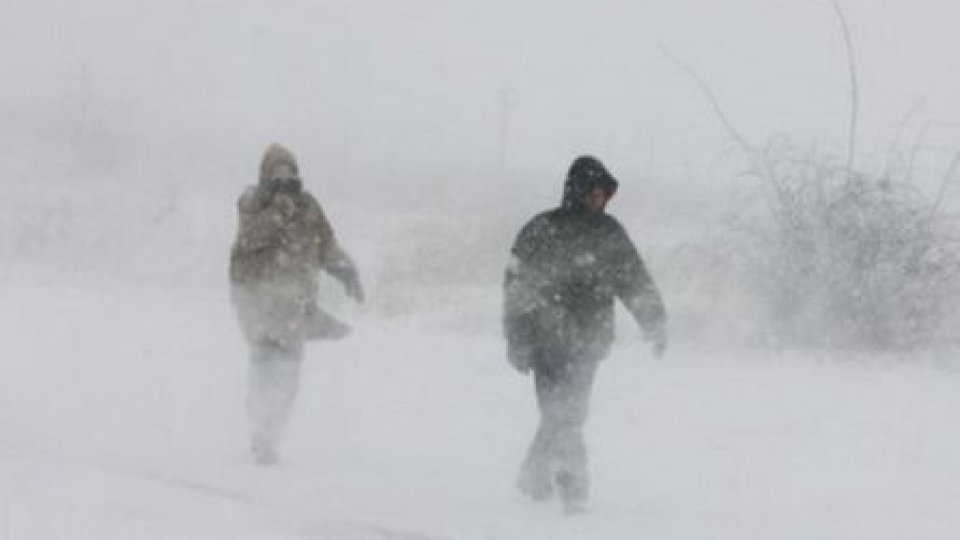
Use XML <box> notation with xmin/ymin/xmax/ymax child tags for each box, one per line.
<box><xmin>498</xmin><ymin>87</ymin><xmax>512</xmax><ymax>170</ymax></box>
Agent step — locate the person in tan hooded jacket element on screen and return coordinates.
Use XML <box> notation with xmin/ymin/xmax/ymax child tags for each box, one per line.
<box><xmin>230</xmin><ymin>143</ymin><xmax>363</xmax><ymax>465</ymax></box>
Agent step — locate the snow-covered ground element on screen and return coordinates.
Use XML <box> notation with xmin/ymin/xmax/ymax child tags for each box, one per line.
<box><xmin>2</xmin><ymin>274</ymin><xmax>959</xmax><ymax>539</ymax></box>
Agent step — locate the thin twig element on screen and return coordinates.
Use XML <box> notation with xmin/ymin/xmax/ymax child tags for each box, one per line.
<box><xmin>825</xmin><ymin>0</ymin><xmax>859</xmax><ymax>178</ymax></box>
<box><xmin>927</xmin><ymin>150</ymin><xmax>960</xmax><ymax>223</ymax></box>
<box><xmin>659</xmin><ymin>44</ymin><xmax>797</xmax><ymax>210</ymax></box>
<box><xmin>659</xmin><ymin>44</ymin><xmax>753</xmax><ymax>156</ymax></box>
<box><xmin>884</xmin><ymin>97</ymin><xmax>927</xmax><ymax>180</ymax></box>
<box><xmin>906</xmin><ymin>120</ymin><xmax>935</xmax><ymax>184</ymax></box>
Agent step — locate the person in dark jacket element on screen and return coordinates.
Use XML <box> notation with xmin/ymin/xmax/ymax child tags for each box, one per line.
<box><xmin>503</xmin><ymin>155</ymin><xmax>667</xmax><ymax>512</ymax></box>
<box><xmin>230</xmin><ymin>143</ymin><xmax>364</xmax><ymax>465</ymax></box>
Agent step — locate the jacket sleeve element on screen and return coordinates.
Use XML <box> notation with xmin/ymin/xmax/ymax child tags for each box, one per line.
<box><xmin>323</xmin><ymin>242</ymin><xmax>362</xmax><ymax>297</ymax></box>
<box><xmin>503</xmin><ymin>217</ymin><xmax>548</xmax><ymax>349</ymax></box>
<box><xmin>609</xmin><ymin>221</ymin><xmax>667</xmax><ymax>333</ymax></box>
<box><xmin>305</xmin><ymin>193</ymin><xmax>364</xmax><ymax>300</ymax></box>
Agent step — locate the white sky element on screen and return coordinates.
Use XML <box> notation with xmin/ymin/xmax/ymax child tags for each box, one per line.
<box><xmin>3</xmin><ymin>0</ymin><xmax>960</xmax><ymax>195</ymax></box>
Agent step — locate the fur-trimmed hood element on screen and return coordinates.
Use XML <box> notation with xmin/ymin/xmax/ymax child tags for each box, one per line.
<box><xmin>258</xmin><ymin>143</ymin><xmax>301</xmax><ymax>185</ymax></box>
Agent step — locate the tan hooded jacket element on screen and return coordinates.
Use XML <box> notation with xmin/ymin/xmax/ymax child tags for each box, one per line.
<box><xmin>230</xmin><ymin>144</ymin><xmax>354</xmax><ymax>347</ymax></box>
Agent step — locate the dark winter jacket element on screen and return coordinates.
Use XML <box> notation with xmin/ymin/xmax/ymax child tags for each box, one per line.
<box><xmin>503</xmin><ymin>157</ymin><xmax>666</xmax><ymax>368</ymax></box>
<box><xmin>230</xmin><ymin>144</ymin><xmax>362</xmax><ymax>348</ymax></box>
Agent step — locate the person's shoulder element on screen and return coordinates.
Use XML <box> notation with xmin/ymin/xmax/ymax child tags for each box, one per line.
<box><xmin>296</xmin><ymin>189</ymin><xmax>325</xmax><ymax>213</ymax></box>
<box><xmin>599</xmin><ymin>212</ymin><xmax>626</xmax><ymax>230</ymax></box>
<box><xmin>518</xmin><ymin>209</ymin><xmax>557</xmax><ymax>233</ymax></box>
<box><xmin>238</xmin><ymin>186</ymin><xmax>262</xmax><ymax>212</ymax></box>
<box><xmin>598</xmin><ymin>213</ymin><xmax>638</xmax><ymax>245</ymax></box>
<box><xmin>297</xmin><ymin>187</ymin><xmax>319</xmax><ymax>202</ymax></box>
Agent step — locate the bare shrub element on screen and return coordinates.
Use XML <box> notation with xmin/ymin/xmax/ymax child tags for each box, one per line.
<box><xmin>727</xmin><ymin>141</ymin><xmax>960</xmax><ymax>350</ymax></box>
<box><xmin>666</xmin><ymin>1</ymin><xmax>960</xmax><ymax>350</ymax></box>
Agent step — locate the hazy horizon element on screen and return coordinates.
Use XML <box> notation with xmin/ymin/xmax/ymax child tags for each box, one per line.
<box><xmin>5</xmin><ymin>0</ymin><xmax>960</xmax><ymax>193</ymax></box>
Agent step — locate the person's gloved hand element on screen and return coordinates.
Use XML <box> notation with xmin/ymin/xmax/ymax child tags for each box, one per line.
<box><xmin>342</xmin><ymin>272</ymin><xmax>365</xmax><ymax>303</ymax></box>
<box><xmin>507</xmin><ymin>343</ymin><xmax>533</xmax><ymax>374</ymax></box>
<box><xmin>271</xmin><ymin>193</ymin><xmax>297</xmax><ymax>218</ymax></box>
<box><xmin>646</xmin><ymin>325</ymin><xmax>668</xmax><ymax>358</ymax></box>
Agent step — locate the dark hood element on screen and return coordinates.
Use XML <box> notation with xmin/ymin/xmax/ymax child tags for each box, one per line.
<box><xmin>561</xmin><ymin>155</ymin><xmax>619</xmax><ymax>211</ymax></box>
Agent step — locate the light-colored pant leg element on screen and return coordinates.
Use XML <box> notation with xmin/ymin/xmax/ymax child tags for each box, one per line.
<box><xmin>246</xmin><ymin>343</ymin><xmax>303</xmax><ymax>453</ymax></box>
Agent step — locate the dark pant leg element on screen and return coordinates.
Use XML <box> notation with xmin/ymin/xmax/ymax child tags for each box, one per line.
<box><xmin>518</xmin><ymin>373</ymin><xmax>556</xmax><ymax>497</ymax></box>
<box><xmin>520</xmin><ymin>357</ymin><xmax>599</xmax><ymax>500</ymax></box>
